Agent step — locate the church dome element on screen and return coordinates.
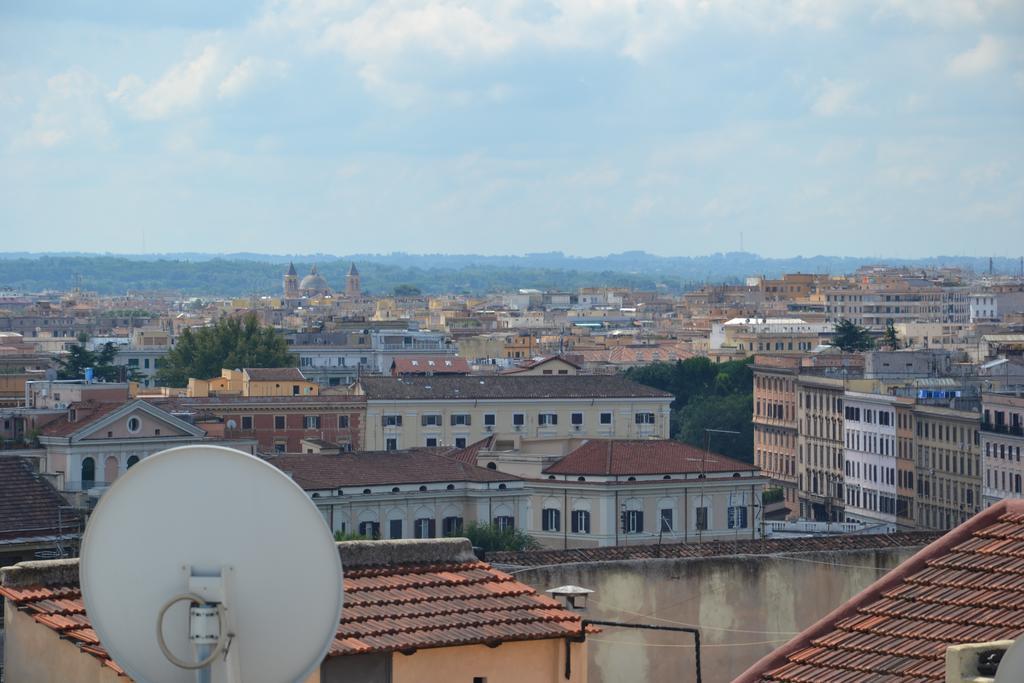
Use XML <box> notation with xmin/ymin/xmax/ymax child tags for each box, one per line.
<box><xmin>299</xmin><ymin>265</ymin><xmax>331</xmax><ymax>293</ymax></box>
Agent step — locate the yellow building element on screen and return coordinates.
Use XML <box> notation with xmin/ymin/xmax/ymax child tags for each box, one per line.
<box><xmin>356</xmin><ymin>375</ymin><xmax>673</xmax><ymax>451</ymax></box>
<box><xmin>188</xmin><ymin>368</ymin><xmax>319</xmax><ymax>398</ymax></box>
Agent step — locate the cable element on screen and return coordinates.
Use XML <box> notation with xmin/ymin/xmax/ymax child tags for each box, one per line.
<box><xmin>587</xmin><ymin>598</ymin><xmax>801</xmax><ymax>636</ymax></box>
<box><xmin>587</xmin><ymin>636</ymin><xmax>792</xmax><ymax>649</ymax></box>
<box><xmin>156</xmin><ymin>593</ymin><xmax>226</xmax><ymax>670</ymax></box>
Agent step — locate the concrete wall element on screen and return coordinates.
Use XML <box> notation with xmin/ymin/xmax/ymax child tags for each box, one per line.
<box><xmin>3</xmin><ymin>602</ymin><xmax>122</xmax><ymax>683</ymax></box>
<box><xmin>512</xmin><ymin>546</ymin><xmax>922</xmax><ymax>683</ymax></box>
<box><xmin>392</xmin><ymin>639</ymin><xmax>587</xmax><ymax>683</ymax></box>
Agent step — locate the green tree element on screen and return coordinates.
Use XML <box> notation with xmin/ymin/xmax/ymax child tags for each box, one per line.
<box><xmin>881</xmin><ymin>321</ymin><xmax>901</xmax><ymax>349</ymax></box>
<box><xmin>453</xmin><ymin>521</ymin><xmax>541</xmax><ymax>553</ymax></box>
<box><xmin>392</xmin><ymin>284</ymin><xmax>421</xmax><ymax>296</ymax></box>
<box><xmin>676</xmin><ymin>393</ymin><xmax>754</xmax><ymax>463</ymax></box>
<box><xmin>831</xmin><ymin>318</ymin><xmax>874</xmax><ymax>352</ymax></box>
<box><xmin>156</xmin><ymin>313</ymin><xmax>296</xmax><ymax>387</ymax></box>
<box><xmin>55</xmin><ymin>333</ymin><xmax>121</xmax><ymax>381</ymax></box>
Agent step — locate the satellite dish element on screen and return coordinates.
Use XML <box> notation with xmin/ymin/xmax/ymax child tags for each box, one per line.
<box><xmin>80</xmin><ymin>445</ymin><xmax>343</xmax><ymax>683</ymax></box>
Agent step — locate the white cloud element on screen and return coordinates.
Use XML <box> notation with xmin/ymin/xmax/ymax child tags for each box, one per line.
<box><xmin>16</xmin><ymin>68</ymin><xmax>110</xmax><ymax>148</ymax></box>
<box><xmin>116</xmin><ymin>45</ymin><xmax>223</xmax><ymax>120</ymax></box>
<box><xmin>947</xmin><ymin>35</ymin><xmax>1004</xmax><ymax>77</ymax></box>
<box><xmin>811</xmin><ymin>79</ymin><xmax>860</xmax><ymax>117</ymax></box>
<box><xmin>218</xmin><ymin>57</ymin><xmax>289</xmax><ymax>99</ymax></box>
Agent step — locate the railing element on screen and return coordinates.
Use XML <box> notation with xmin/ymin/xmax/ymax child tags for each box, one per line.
<box><xmin>63</xmin><ymin>480</ymin><xmax>113</xmax><ymax>493</ymax></box>
<box><xmin>981</xmin><ymin>421</ymin><xmax>1024</xmax><ymax>437</ymax></box>
<box><xmin>765</xmin><ymin>520</ymin><xmax>873</xmax><ymax>535</ymax></box>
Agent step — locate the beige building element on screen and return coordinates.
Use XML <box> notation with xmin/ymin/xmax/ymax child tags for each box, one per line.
<box><xmin>753</xmin><ymin>356</ymin><xmax>799</xmax><ymax>515</ymax></box>
<box><xmin>913</xmin><ymin>403</ymin><xmax>982</xmax><ymax>530</ymax></box>
<box><xmin>355</xmin><ymin>375</ymin><xmax>672</xmax><ymax>451</ymax></box>
<box><xmin>474</xmin><ymin>438</ymin><xmax>765</xmax><ymax>548</ymax></box>
<box><xmin>981</xmin><ymin>391</ymin><xmax>1024</xmax><ymax>507</ymax></box>
<box><xmin>187</xmin><ymin>367</ymin><xmax>319</xmax><ymax>398</ymax></box>
<box><xmin>795</xmin><ymin>374</ymin><xmax>845</xmax><ymax>522</ymax></box>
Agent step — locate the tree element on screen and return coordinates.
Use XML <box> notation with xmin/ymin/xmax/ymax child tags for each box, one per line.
<box><xmin>881</xmin><ymin>321</ymin><xmax>901</xmax><ymax>349</ymax></box>
<box><xmin>392</xmin><ymin>284</ymin><xmax>421</xmax><ymax>296</ymax></box>
<box><xmin>676</xmin><ymin>393</ymin><xmax>754</xmax><ymax>464</ymax></box>
<box><xmin>55</xmin><ymin>333</ymin><xmax>121</xmax><ymax>382</ymax></box>
<box><xmin>454</xmin><ymin>521</ymin><xmax>541</xmax><ymax>553</ymax></box>
<box><xmin>831</xmin><ymin>318</ymin><xmax>874</xmax><ymax>352</ymax></box>
<box><xmin>156</xmin><ymin>313</ymin><xmax>296</xmax><ymax>387</ymax></box>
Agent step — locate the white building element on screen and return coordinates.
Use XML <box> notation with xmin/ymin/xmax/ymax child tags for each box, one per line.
<box><xmin>982</xmin><ymin>392</ymin><xmax>1024</xmax><ymax>507</ymax></box>
<box><xmin>842</xmin><ymin>392</ymin><xmax>900</xmax><ymax>530</ymax></box>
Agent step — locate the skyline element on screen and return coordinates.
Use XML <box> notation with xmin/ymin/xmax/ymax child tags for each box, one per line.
<box><xmin>1</xmin><ymin>1</ymin><xmax>1022</xmax><ymax>257</ymax></box>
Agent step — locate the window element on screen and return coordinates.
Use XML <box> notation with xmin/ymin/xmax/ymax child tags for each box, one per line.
<box><xmin>389</xmin><ymin>519</ymin><xmax>403</xmax><ymax>539</ymax></box>
<box><xmin>455</xmin><ymin>437</ymin><xmax>467</xmax><ymax>448</ymax></box>
<box><xmin>292</xmin><ymin>385</ymin><xmax>300</xmax><ymax>396</ymax></box>
<box><xmin>451</xmin><ymin>414</ymin><xmax>471</xmax><ymax>426</ymax></box>
<box><xmin>338</xmin><ymin>415</ymin><xmax>349</xmax><ymax>429</ymax></box>
<box><xmin>127</xmin><ymin>358</ymin><xmax>139</xmax><ymax>367</ymax></box>
<box><xmin>304</xmin><ymin>415</ymin><xmax>321</xmax><ymax>429</ymax></box>
<box><xmin>358</xmin><ymin>521</ymin><xmax>381</xmax><ymax>539</ymax></box>
<box><xmin>494</xmin><ymin>515</ymin><xmax>514</xmax><ymax>532</ymax></box>
<box><xmin>386</xmin><ymin>438</ymin><xmax>398</xmax><ymax>451</ymax></box>
<box><xmin>442</xmin><ymin>516</ymin><xmax>463</xmax><ymax>536</ymax></box>
<box><xmin>126</xmin><ymin>455</ymin><xmax>139</xmax><ymax>469</ymax></box>
<box><xmin>542</xmin><ymin>508</ymin><xmax>561</xmax><ymax>532</ymax></box>
<box><xmin>512</xmin><ymin>413</ymin><xmax>525</xmax><ymax>426</ymax></box>
<box><xmin>728</xmin><ymin>506</ymin><xmax>748</xmax><ymax>529</ymax></box>
<box><xmin>635</xmin><ymin>412</ymin><xmax>655</xmax><ymax>424</ymax></box>
<box><xmin>144</xmin><ymin>358</ymin><xmax>150</xmax><ymax>369</ymax></box>
<box><xmin>660</xmin><ymin>508</ymin><xmax>674</xmax><ymax>533</ymax></box>
<box><xmin>538</xmin><ymin>413</ymin><xmax>558</xmax><ymax>426</ymax></box>
<box><xmin>241</xmin><ymin>415</ymin><xmax>253</xmax><ymax>430</ymax></box>
<box><xmin>571</xmin><ymin>510</ymin><xmax>591</xmax><ymax>534</ymax></box>
<box><xmin>421</xmin><ymin>414</ymin><xmax>442</xmax><ymax>426</ymax></box>
<box><xmin>274</xmin><ymin>442</ymin><xmax>286</xmax><ymax>453</ymax></box>
<box><xmin>382</xmin><ymin>414</ymin><xmax>402</xmax><ymax>427</ymax></box>
<box><xmin>571</xmin><ymin>412</ymin><xmax>584</xmax><ymax>426</ymax></box>
<box><xmin>622</xmin><ymin>509</ymin><xmax>644</xmax><ymax>534</ymax></box>
<box><xmin>414</xmin><ymin>518</ymin><xmax>436</xmax><ymax>539</ymax></box>
<box><xmin>127</xmin><ymin>416</ymin><xmax>141</xmax><ymax>433</ymax></box>
<box><xmin>425</xmin><ymin>437</ymin><xmax>438</xmax><ymax>447</ymax></box>
<box><xmin>695</xmin><ymin>507</ymin><xmax>709</xmax><ymax>531</ymax></box>
<box><xmin>274</xmin><ymin>415</ymin><xmax>286</xmax><ymax>429</ymax></box>
<box><xmin>484</xmin><ymin>413</ymin><xmax>496</xmax><ymax>426</ymax></box>
<box><xmin>600</xmin><ymin>412</ymin><xmax>612</xmax><ymax>425</ymax></box>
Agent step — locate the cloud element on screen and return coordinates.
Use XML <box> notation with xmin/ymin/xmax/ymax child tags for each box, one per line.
<box><xmin>811</xmin><ymin>79</ymin><xmax>860</xmax><ymax>117</ymax></box>
<box><xmin>16</xmin><ymin>68</ymin><xmax>110</xmax><ymax>148</ymax></box>
<box><xmin>218</xmin><ymin>57</ymin><xmax>289</xmax><ymax>99</ymax></box>
<box><xmin>947</xmin><ymin>35</ymin><xmax>1004</xmax><ymax>77</ymax></box>
<box><xmin>113</xmin><ymin>45</ymin><xmax>223</xmax><ymax>120</ymax></box>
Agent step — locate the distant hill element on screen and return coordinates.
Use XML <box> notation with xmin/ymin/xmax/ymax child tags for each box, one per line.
<box><xmin>0</xmin><ymin>252</ymin><xmax>1018</xmax><ymax>297</ymax></box>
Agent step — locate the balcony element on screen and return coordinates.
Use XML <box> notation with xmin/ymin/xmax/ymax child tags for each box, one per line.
<box><xmin>981</xmin><ymin>421</ymin><xmax>1024</xmax><ymax>437</ymax></box>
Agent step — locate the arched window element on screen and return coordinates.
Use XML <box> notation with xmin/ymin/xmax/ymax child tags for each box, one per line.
<box><xmin>446</xmin><ymin>484</ymin><xmax>455</xmax><ymax>490</ymax></box>
<box><xmin>126</xmin><ymin>455</ymin><xmax>140</xmax><ymax>469</ymax></box>
<box><xmin>571</xmin><ymin>509</ymin><xmax>591</xmax><ymax>534</ymax></box>
<box><xmin>81</xmin><ymin>457</ymin><xmax>95</xmax><ymax>487</ymax></box>
<box><xmin>391</xmin><ymin>487</ymin><xmax>400</xmax><ymax>493</ymax></box>
<box><xmin>419</xmin><ymin>485</ymin><xmax>427</xmax><ymax>492</ymax></box>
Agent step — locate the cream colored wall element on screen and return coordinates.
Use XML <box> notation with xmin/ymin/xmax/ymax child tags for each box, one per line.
<box><xmin>3</xmin><ymin>604</ymin><xmax>122</xmax><ymax>683</ymax></box>
<box><xmin>245</xmin><ymin>379</ymin><xmax>319</xmax><ymax>397</ymax></box>
<box><xmin>365</xmin><ymin>398</ymin><xmax>671</xmax><ymax>450</ymax></box>
<box><xmin>81</xmin><ymin>411</ymin><xmax>186</xmax><ymax>440</ymax></box>
<box><xmin>392</xmin><ymin>639</ymin><xmax>587</xmax><ymax>683</ymax></box>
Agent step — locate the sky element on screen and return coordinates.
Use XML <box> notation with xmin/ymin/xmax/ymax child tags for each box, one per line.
<box><xmin>0</xmin><ymin>1</ymin><xmax>1022</xmax><ymax>258</ymax></box>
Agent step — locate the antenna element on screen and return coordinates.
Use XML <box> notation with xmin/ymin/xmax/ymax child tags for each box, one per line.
<box><xmin>80</xmin><ymin>445</ymin><xmax>343</xmax><ymax>683</ymax></box>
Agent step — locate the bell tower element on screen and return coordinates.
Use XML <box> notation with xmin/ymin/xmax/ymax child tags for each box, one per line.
<box><xmin>345</xmin><ymin>262</ymin><xmax>361</xmax><ymax>297</ymax></box>
<box><xmin>283</xmin><ymin>262</ymin><xmax>299</xmax><ymax>299</ymax></box>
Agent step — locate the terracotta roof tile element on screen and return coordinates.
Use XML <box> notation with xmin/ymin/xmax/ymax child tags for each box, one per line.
<box><xmin>0</xmin><ymin>557</ymin><xmax>586</xmax><ymax>679</ymax></box>
<box><xmin>736</xmin><ymin>500</ymin><xmax>1024</xmax><ymax>683</ymax></box>
<box><xmin>358</xmin><ymin>374</ymin><xmax>673</xmax><ymax>401</ymax></box>
<box><xmin>542</xmin><ymin>438</ymin><xmax>757</xmax><ymax>476</ymax></box>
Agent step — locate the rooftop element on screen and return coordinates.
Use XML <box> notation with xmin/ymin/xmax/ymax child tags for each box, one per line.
<box><xmin>542</xmin><ymin>439</ymin><xmax>758</xmax><ymax>477</ymax></box>
<box><xmin>0</xmin><ymin>457</ymin><xmax>82</xmax><ymax>543</ymax></box>
<box><xmin>0</xmin><ymin>539</ymin><xmax>589</xmax><ymax>678</ymax></box>
<box><xmin>357</xmin><ymin>374</ymin><xmax>673</xmax><ymax>401</ymax></box>
<box><xmin>243</xmin><ymin>367</ymin><xmax>307</xmax><ymax>382</ymax></box>
<box><xmin>267</xmin><ymin>448</ymin><xmax>519</xmax><ymax>489</ymax></box>
<box><xmin>736</xmin><ymin>499</ymin><xmax>1024</xmax><ymax>683</ymax></box>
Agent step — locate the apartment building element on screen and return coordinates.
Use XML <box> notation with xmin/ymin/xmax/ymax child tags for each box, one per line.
<box><xmin>981</xmin><ymin>392</ymin><xmax>1024</xmax><ymax>506</ymax></box>
<box><xmin>795</xmin><ymin>374</ymin><xmax>845</xmax><ymax>522</ymax></box>
<box><xmin>355</xmin><ymin>375</ymin><xmax>673</xmax><ymax>451</ymax></box>
<box><xmin>894</xmin><ymin>398</ymin><xmax>916</xmax><ymax>528</ymax></box>
<box><xmin>913</xmin><ymin>404</ymin><xmax>982</xmax><ymax>530</ymax></box>
<box><xmin>712</xmin><ymin>318</ymin><xmax>833</xmax><ymax>355</ymax></box>
<box><xmin>823</xmin><ymin>282</ymin><xmax>969</xmax><ymax>329</ymax></box>
<box><xmin>842</xmin><ymin>392</ymin><xmax>899</xmax><ymax>530</ymax></box>
<box><xmin>753</xmin><ymin>356</ymin><xmax>799</xmax><ymax>515</ymax></box>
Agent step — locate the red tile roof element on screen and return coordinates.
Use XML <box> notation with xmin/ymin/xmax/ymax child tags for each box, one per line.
<box><xmin>391</xmin><ymin>356</ymin><xmax>470</xmax><ymax>375</ymax></box>
<box><xmin>736</xmin><ymin>499</ymin><xmax>1024</xmax><ymax>683</ymax></box>
<box><xmin>543</xmin><ymin>439</ymin><xmax>758</xmax><ymax>476</ymax></box>
<box><xmin>446</xmin><ymin>435</ymin><xmax>496</xmax><ymax>464</ymax></box>
<box><xmin>38</xmin><ymin>401</ymin><xmax>124</xmax><ymax>438</ymax></box>
<box><xmin>0</xmin><ymin>457</ymin><xmax>83</xmax><ymax>543</ymax></box>
<box><xmin>0</xmin><ymin>546</ymin><xmax>587</xmax><ymax>679</ymax></box>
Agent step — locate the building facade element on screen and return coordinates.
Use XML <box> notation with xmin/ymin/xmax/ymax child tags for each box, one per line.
<box><xmin>913</xmin><ymin>404</ymin><xmax>982</xmax><ymax>530</ymax></box>
<box><xmin>795</xmin><ymin>374</ymin><xmax>845</xmax><ymax>522</ymax></box>
<box><xmin>753</xmin><ymin>356</ymin><xmax>799</xmax><ymax>515</ymax></box>
<box><xmin>842</xmin><ymin>392</ymin><xmax>899</xmax><ymax>530</ymax></box>
<box><xmin>981</xmin><ymin>392</ymin><xmax>1024</xmax><ymax>507</ymax></box>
